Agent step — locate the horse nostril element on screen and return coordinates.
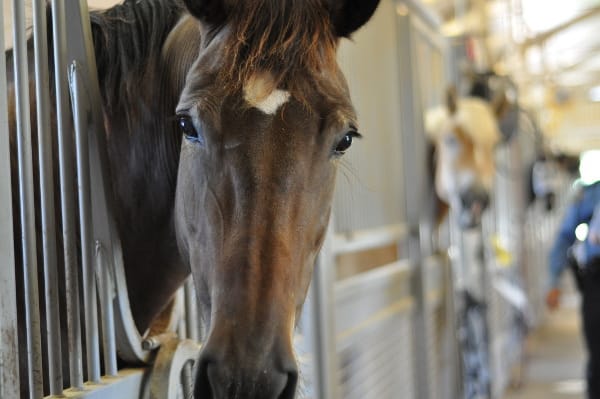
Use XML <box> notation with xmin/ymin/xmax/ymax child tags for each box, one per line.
<box><xmin>278</xmin><ymin>369</ymin><xmax>299</xmax><ymax>399</ymax></box>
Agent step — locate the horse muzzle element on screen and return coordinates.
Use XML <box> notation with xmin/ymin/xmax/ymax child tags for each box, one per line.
<box><xmin>193</xmin><ymin>339</ymin><xmax>298</xmax><ymax>399</ymax></box>
<box><xmin>458</xmin><ymin>184</ymin><xmax>490</xmax><ymax>229</ymax></box>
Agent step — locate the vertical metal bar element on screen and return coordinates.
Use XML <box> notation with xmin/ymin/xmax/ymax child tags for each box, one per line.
<box><xmin>97</xmin><ymin>242</ymin><xmax>118</xmax><ymax>377</ymax></box>
<box><xmin>184</xmin><ymin>278</ymin><xmax>199</xmax><ymax>341</ymax></box>
<box><xmin>32</xmin><ymin>0</ymin><xmax>63</xmax><ymax>394</ymax></box>
<box><xmin>0</xmin><ymin>1</ymin><xmax>20</xmax><ymax>396</ymax></box>
<box><xmin>11</xmin><ymin>0</ymin><xmax>44</xmax><ymax>397</ymax></box>
<box><xmin>309</xmin><ymin>221</ymin><xmax>339</xmax><ymax>399</ymax></box>
<box><xmin>396</xmin><ymin>11</ymin><xmax>433</xmax><ymax>399</ymax></box>
<box><xmin>182</xmin><ymin>363</ymin><xmax>194</xmax><ymax>399</ymax></box>
<box><xmin>51</xmin><ymin>0</ymin><xmax>84</xmax><ymax>388</ymax></box>
<box><xmin>69</xmin><ymin>61</ymin><xmax>101</xmax><ymax>383</ymax></box>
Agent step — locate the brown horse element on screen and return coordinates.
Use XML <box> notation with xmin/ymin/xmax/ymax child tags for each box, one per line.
<box><xmin>8</xmin><ymin>0</ymin><xmax>381</xmax><ymax>397</ymax></box>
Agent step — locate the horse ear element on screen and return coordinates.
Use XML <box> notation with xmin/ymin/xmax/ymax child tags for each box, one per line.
<box><xmin>183</xmin><ymin>0</ymin><xmax>228</xmax><ymax>26</ymax></box>
<box><xmin>446</xmin><ymin>86</ymin><xmax>458</xmax><ymax>115</ymax></box>
<box><xmin>328</xmin><ymin>0</ymin><xmax>381</xmax><ymax>37</ymax></box>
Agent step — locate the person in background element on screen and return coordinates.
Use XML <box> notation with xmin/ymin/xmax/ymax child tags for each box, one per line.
<box><xmin>531</xmin><ymin>155</ymin><xmax>560</xmax><ymax>211</ymax></box>
<box><xmin>547</xmin><ymin>180</ymin><xmax>600</xmax><ymax>399</ymax></box>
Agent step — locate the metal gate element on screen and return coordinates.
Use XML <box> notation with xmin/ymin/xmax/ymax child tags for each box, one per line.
<box><xmin>0</xmin><ymin>1</ymin><xmax>200</xmax><ymax>398</ymax></box>
<box><xmin>300</xmin><ymin>1</ymin><xmax>459</xmax><ymax>398</ymax></box>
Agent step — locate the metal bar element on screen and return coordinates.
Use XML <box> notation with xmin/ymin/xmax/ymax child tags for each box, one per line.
<box><xmin>149</xmin><ymin>338</ymin><xmax>202</xmax><ymax>399</ymax></box>
<box><xmin>69</xmin><ymin>61</ymin><xmax>101</xmax><ymax>383</ymax></box>
<box><xmin>308</xmin><ymin>221</ymin><xmax>339</xmax><ymax>399</ymax></box>
<box><xmin>97</xmin><ymin>242</ymin><xmax>118</xmax><ymax>377</ymax></box>
<box><xmin>0</xmin><ymin>0</ymin><xmax>20</xmax><ymax>396</ymax></box>
<box><xmin>61</xmin><ymin>369</ymin><xmax>146</xmax><ymax>399</ymax></box>
<box><xmin>332</xmin><ymin>224</ymin><xmax>409</xmax><ymax>255</ymax></box>
<box><xmin>32</xmin><ymin>0</ymin><xmax>64</xmax><ymax>394</ymax></box>
<box><xmin>11</xmin><ymin>0</ymin><xmax>45</xmax><ymax>397</ymax></box>
<box><xmin>184</xmin><ymin>278</ymin><xmax>199</xmax><ymax>341</ymax></box>
<box><xmin>182</xmin><ymin>363</ymin><xmax>194</xmax><ymax>399</ymax></box>
<box><xmin>51</xmin><ymin>0</ymin><xmax>84</xmax><ymax>389</ymax></box>
<box><xmin>396</xmin><ymin>11</ymin><xmax>433</xmax><ymax>399</ymax></box>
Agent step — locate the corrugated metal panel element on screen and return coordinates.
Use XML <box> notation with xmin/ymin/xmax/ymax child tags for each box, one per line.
<box><xmin>334</xmin><ymin>261</ymin><xmax>415</xmax><ymax>399</ymax></box>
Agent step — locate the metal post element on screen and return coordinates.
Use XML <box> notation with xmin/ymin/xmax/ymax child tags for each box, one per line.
<box><xmin>185</xmin><ymin>278</ymin><xmax>200</xmax><ymax>341</ymax></box>
<box><xmin>51</xmin><ymin>0</ymin><xmax>84</xmax><ymax>389</ymax></box>
<box><xmin>12</xmin><ymin>0</ymin><xmax>44</xmax><ymax>397</ymax></box>
<box><xmin>32</xmin><ymin>0</ymin><xmax>64</xmax><ymax>394</ymax></box>
<box><xmin>396</xmin><ymin>10</ymin><xmax>433</xmax><ymax>399</ymax></box>
<box><xmin>308</xmin><ymin>221</ymin><xmax>339</xmax><ymax>399</ymax></box>
<box><xmin>97</xmin><ymin>242</ymin><xmax>118</xmax><ymax>377</ymax></box>
<box><xmin>0</xmin><ymin>1</ymin><xmax>20</xmax><ymax>396</ymax></box>
<box><xmin>180</xmin><ymin>286</ymin><xmax>196</xmax><ymax>399</ymax></box>
<box><xmin>182</xmin><ymin>280</ymin><xmax>197</xmax><ymax>399</ymax></box>
<box><xmin>69</xmin><ymin>61</ymin><xmax>101</xmax><ymax>383</ymax></box>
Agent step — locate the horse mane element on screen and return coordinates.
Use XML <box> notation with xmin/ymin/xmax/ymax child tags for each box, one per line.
<box><xmin>89</xmin><ymin>0</ymin><xmax>193</xmax><ymax>202</ymax></box>
<box><xmin>218</xmin><ymin>0</ymin><xmax>338</xmax><ymax>97</ymax></box>
<box><xmin>90</xmin><ymin>0</ymin><xmax>187</xmax><ymax>110</ymax></box>
<box><xmin>424</xmin><ymin>97</ymin><xmax>501</xmax><ymax>149</ymax></box>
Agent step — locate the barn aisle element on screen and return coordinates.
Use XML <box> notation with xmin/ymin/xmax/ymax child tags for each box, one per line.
<box><xmin>503</xmin><ymin>296</ymin><xmax>586</xmax><ymax>399</ymax></box>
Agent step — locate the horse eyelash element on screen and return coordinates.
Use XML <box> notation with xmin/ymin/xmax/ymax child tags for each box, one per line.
<box><xmin>168</xmin><ymin>114</ymin><xmax>182</xmax><ymax>122</ymax></box>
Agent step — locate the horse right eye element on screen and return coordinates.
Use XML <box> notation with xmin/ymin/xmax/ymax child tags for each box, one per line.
<box><xmin>178</xmin><ymin>115</ymin><xmax>204</xmax><ymax>145</ymax></box>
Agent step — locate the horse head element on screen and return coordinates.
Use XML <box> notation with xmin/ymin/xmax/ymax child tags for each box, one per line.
<box><xmin>170</xmin><ymin>0</ymin><xmax>380</xmax><ymax>397</ymax></box>
<box><xmin>425</xmin><ymin>88</ymin><xmax>504</xmax><ymax>229</ymax></box>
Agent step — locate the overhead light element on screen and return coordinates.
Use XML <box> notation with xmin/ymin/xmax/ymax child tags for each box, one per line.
<box><xmin>589</xmin><ymin>86</ymin><xmax>600</xmax><ymax>102</ymax></box>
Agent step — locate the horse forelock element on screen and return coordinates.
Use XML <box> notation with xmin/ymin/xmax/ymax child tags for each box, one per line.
<box><xmin>215</xmin><ymin>0</ymin><xmax>338</xmax><ymax>99</ymax></box>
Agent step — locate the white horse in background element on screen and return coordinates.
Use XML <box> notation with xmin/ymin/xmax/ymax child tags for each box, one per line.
<box><xmin>425</xmin><ymin>88</ymin><xmax>505</xmax><ymax>229</ymax></box>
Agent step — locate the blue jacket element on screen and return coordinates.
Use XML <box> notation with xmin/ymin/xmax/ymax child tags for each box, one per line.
<box><xmin>549</xmin><ymin>181</ymin><xmax>600</xmax><ymax>288</ymax></box>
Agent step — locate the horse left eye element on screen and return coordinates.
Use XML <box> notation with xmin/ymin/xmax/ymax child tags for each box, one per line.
<box><xmin>178</xmin><ymin>115</ymin><xmax>204</xmax><ymax>144</ymax></box>
<box><xmin>334</xmin><ymin>131</ymin><xmax>360</xmax><ymax>155</ymax></box>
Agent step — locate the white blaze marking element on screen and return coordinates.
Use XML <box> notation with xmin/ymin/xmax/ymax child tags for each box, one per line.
<box><xmin>254</xmin><ymin>89</ymin><xmax>290</xmax><ymax>115</ymax></box>
<box><xmin>244</xmin><ymin>73</ymin><xmax>290</xmax><ymax>115</ymax></box>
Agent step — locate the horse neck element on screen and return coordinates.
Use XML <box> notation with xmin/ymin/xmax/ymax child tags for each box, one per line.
<box><xmin>91</xmin><ymin>0</ymin><xmax>186</xmax><ymax>225</ymax></box>
<box><xmin>91</xmin><ymin>0</ymin><xmax>192</xmax><ymax>331</ymax></box>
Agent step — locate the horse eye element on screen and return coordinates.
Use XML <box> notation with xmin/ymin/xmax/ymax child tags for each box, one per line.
<box><xmin>334</xmin><ymin>131</ymin><xmax>360</xmax><ymax>155</ymax></box>
<box><xmin>178</xmin><ymin>115</ymin><xmax>204</xmax><ymax>144</ymax></box>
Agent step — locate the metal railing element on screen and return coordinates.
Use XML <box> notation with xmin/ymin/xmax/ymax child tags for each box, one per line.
<box><xmin>0</xmin><ymin>1</ymin><xmax>201</xmax><ymax>398</ymax></box>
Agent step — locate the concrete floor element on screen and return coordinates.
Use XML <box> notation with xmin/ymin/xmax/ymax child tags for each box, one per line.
<box><xmin>503</xmin><ymin>297</ymin><xmax>587</xmax><ymax>399</ymax></box>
